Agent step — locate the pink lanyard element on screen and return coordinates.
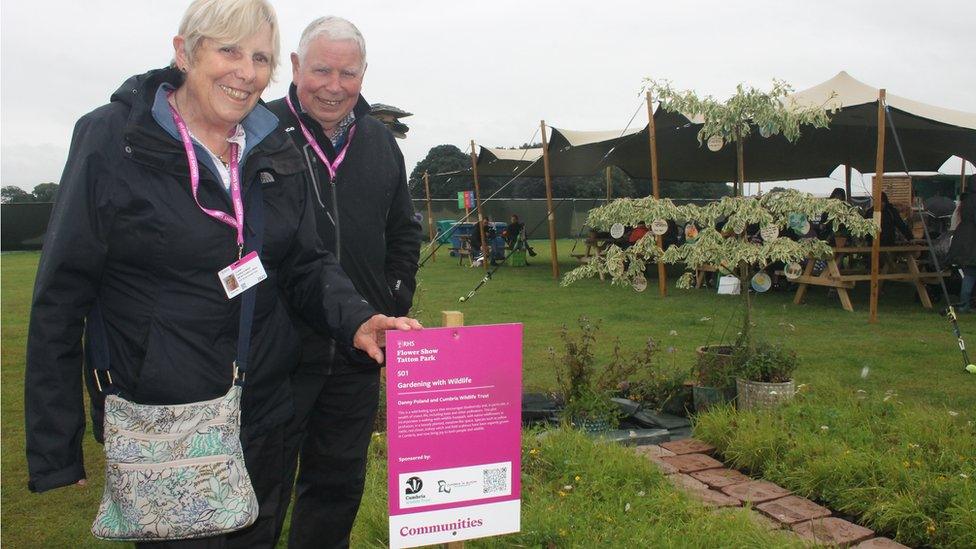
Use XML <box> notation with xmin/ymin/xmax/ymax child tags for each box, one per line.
<box><xmin>169</xmin><ymin>92</ymin><xmax>245</xmax><ymax>259</ymax></box>
<box><xmin>285</xmin><ymin>95</ymin><xmax>355</xmax><ymax>181</ymax></box>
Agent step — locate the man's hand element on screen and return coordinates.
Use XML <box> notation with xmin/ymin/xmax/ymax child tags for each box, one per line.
<box><xmin>353</xmin><ymin>314</ymin><xmax>423</xmax><ymax>363</ymax></box>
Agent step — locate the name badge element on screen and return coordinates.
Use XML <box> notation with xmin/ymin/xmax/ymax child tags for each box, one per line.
<box><xmin>218</xmin><ymin>251</ymin><xmax>267</xmax><ymax>299</ymax></box>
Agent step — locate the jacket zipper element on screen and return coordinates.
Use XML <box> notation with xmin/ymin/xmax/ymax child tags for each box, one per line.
<box><xmin>330</xmin><ymin>174</ymin><xmax>341</xmax><ymax>262</ymax></box>
<box><xmin>301</xmin><ymin>143</ymin><xmax>340</xmax><ymax>372</ymax></box>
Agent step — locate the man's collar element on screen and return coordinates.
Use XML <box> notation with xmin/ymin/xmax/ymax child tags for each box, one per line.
<box><xmin>287</xmin><ymin>83</ymin><xmax>372</xmax><ymax>148</ymax></box>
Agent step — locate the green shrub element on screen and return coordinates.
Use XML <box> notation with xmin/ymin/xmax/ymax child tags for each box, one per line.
<box><xmin>694</xmin><ymin>386</ymin><xmax>976</xmax><ymax>547</ymax></box>
<box><xmin>734</xmin><ymin>342</ymin><xmax>798</xmax><ymax>383</ymax></box>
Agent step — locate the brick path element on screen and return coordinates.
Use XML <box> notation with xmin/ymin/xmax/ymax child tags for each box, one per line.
<box><xmin>636</xmin><ymin>439</ymin><xmax>910</xmax><ymax>548</ymax></box>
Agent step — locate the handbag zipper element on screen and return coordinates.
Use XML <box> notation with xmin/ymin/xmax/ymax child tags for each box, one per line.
<box><xmin>111</xmin><ymin>454</ymin><xmax>235</xmax><ymax>471</ymax></box>
<box><xmin>106</xmin><ymin>419</ymin><xmax>230</xmax><ymax>441</ymax></box>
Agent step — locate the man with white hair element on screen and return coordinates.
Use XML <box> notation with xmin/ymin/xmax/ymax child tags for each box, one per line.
<box><xmin>268</xmin><ymin>16</ymin><xmax>421</xmax><ymax>548</ymax></box>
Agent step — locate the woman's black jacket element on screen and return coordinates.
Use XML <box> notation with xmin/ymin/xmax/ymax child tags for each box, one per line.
<box><xmin>25</xmin><ymin>68</ymin><xmax>376</xmax><ymax>493</ymax></box>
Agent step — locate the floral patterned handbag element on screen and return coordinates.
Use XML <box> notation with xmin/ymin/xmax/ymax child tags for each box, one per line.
<box><xmin>89</xmin><ymin>182</ymin><xmax>264</xmax><ymax>541</ymax></box>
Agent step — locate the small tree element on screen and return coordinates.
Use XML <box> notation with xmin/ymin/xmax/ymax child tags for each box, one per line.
<box><xmin>563</xmin><ymin>191</ymin><xmax>876</xmax><ymax>354</ymax></box>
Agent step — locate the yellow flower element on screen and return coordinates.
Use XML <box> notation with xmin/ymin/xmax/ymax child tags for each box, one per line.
<box><xmin>927</xmin><ymin>523</ymin><xmax>937</xmax><ymax>535</ymax></box>
<box><xmin>558</xmin><ymin>491</ymin><xmax>567</xmax><ymax>497</ymax></box>
<box><xmin>529</xmin><ymin>448</ymin><xmax>539</xmax><ymax>455</ymax></box>
<box><xmin>574</xmin><ymin>475</ymin><xmax>581</xmax><ymax>482</ymax></box>
<box><xmin>559</xmin><ymin>529</ymin><xmax>567</xmax><ymax>537</ymax></box>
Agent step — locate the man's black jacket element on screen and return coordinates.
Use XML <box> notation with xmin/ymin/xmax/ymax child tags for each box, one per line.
<box><xmin>268</xmin><ymin>85</ymin><xmax>421</xmax><ymax>371</ymax></box>
<box><xmin>25</xmin><ymin>68</ymin><xmax>376</xmax><ymax>493</ymax></box>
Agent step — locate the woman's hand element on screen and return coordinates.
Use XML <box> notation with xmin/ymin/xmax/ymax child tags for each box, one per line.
<box><xmin>353</xmin><ymin>314</ymin><xmax>423</xmax><ymax>363</ymax></box>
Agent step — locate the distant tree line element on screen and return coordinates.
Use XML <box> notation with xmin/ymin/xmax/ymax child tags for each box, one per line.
<box><xmin>2</xmin><ymin>183</ymin><xmax>59</xmax><ymax>204</ymax></box>
<box><xmin>408</xmin><ymin>144</ymin><xmax>731</xmax><ymax>200</ymax></box>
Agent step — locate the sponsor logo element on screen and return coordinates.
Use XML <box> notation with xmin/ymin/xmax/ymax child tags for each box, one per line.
<box><xmin>405</xmin><ymin>477</ymin><xmax>423</xmax><ymax>495</ymax></box>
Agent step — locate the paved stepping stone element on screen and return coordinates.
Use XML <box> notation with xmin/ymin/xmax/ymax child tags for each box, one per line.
<box><xmin>689</xmin><ymin>488</ymin><xmax>742</xmax><ymax>508</ymax></box>
<box><xmin>690</xmin><ymin>468</ymin><xmax>751</xmax><ymax>488</ymax></box>
<box><xmin>721</xmin><ymin>480</ymin><xmax>791</xmax><ymax>503</ymax></box>
<box><xmin>667</xmin><ymin>474</ymin><xmax>742</xmax><ymax>507</ymax></box>
<box><xmin>746</xmin><ymin>510</ymin><xmax>784</xmax><ymax>531</ymax></box>
<box><xmin>660</xmin><ymin>453</ymin><xmax>724</xmax><ymax>473</ymax></box>
<box><xmin>756</xmin><ymin>495</ymin><xmax>831</xmax><ymax>525</ymax></box>
<box><xmin>646</xmin><ymin>454</ymin><xmax>679</xmax><ymax>474</ymax></box>
<box><xmin>661</xmin><ymin>438</ymin><xmax>716</xmax><ymax>455</ymax></box>
<box><xmin>853</xmin><ymin>538</ymin><xmax>910</xmax><ymax>548</ymax></box>
<box><xmin>668</xmin><ymin>473</ymin><xmax>709</xmax><ymax>492</ymax></box>
<box><xmin>792</xmin><ymin>517</ymin><xmax>874</xmax><ymax>547</ymax></box>
<box><xmin>633</xmin><ymin>445</ymin><xmax>675</xmax><ymax>458</ymax></box>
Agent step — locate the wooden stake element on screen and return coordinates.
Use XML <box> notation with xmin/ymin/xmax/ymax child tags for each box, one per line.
<box><xmin>423</xmin><ymin>171</ymin><xmax>436</xmax><ymax>261</ymax></box>
<box><xmin>844</xmin><ymin>164</ymin><xmax>852</xmax><ymax>203</ymax></box>
<box><xmin>646</xmin><ymin>91</ymin><xmax>667</xmax><ymax>297</ymax></box>
<box><xmin>540</xmin><ymin>120</ymin><xmax>560</xmax><ymax>280</ymax></box>
<box><xmin>469</xmin><ymin>140</ymin><xmax>489</xmax><ymax>272</ymax></box>
<box><xmin>605</xmin><ymin>166</ymin><xmax>612</xmax><ymax>203</ymax></box>
<box><xmin>869</xmin><ymin>90</ymin><xmax>886</xmax><ymax>324</ymax></box>
<box><xmin>440</xmin><ymin>311</ymin><xmax>466</xmax><ymax>549</ymax></box>
<box><xmin>442</xmin><ymin>310</ymin><xmax>464</xmax><ymax>327</ymax></box>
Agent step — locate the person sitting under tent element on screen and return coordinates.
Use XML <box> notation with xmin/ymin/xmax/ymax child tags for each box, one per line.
<box><xmin>504</xmin><ymin>214</ymin><xmax>536</xmax><ymax>256</ymax></box>
<box><xmin>948</xmin><ymin>192</ymin><xmax>976</xmax><ymax>312</ymax></box>
<box><xmin>470</xmin><ymin>217</ymin><xmax>498</xmax><ymax>267</ymax></box>
<box><xmin>818</xmin><ymin>188</ymin><xmax>851</xmax><ymax>246</ymax></box>
<box><xmin>864</xmin><ymin>192</ymin><xmax>915</xmax><ymax>246</ymax></box>
<box><xmin>627</xmin><ymin>221</ymin><xmax>650</xmax><ymax>246</ymax></box>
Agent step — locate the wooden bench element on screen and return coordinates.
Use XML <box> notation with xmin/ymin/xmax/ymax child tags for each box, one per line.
<box><xmin>792</xmin><ymin>244</ymin><xmax>948</xmax><ymax>311</ymax></box>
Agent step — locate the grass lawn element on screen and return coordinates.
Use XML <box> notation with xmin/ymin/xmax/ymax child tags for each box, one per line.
<box><xmin>3</xmin><ymin>241</ymin><xmax>975</xmax><ymax>547</ymax></box>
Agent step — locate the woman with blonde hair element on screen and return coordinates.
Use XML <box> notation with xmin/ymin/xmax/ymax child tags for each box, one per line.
<box><xmin>24</xmin><ymin>1</ymin><xmax>418</xmax><ymax>546</ymax></box>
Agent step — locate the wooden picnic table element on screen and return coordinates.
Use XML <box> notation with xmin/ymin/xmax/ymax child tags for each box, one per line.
<box><xmin>792</xmin><ymin>244</ymin><xmax>947</xmax><ymax>312</ymax></box>
<box><xmin>571</xmin><ymin>234</ymin><xmax>611</xmax><ymax>280</ymax></box>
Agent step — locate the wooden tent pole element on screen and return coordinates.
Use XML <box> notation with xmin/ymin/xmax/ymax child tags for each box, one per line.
<box><xmin>469</xmin><ymin>140</ymin><xmax>489</xmax><ymax>272</ymax></box>
<box><xmin>540</xmin><ymin>120</ymin><xmax>560</xmax><ymax>280</ymax></box>
<box><xmin>646</xmin><ymin>91</ymin><xmax>667</xmax><ymax>297</ymax></box>
<box><xmin>962</xmin><ymin>159</ymin><xmax>968</xmax><ymax>194</ymax></box>
<box><xmin>844</xmin><ymin>164</ymin><xmax>852</xmax><ymax>203</ymax></box>
<box><xmin>870</xmin><ymin>89</ymin><xmax>886</xmax><ymax>324</ymax></box>
<box><xmin>605</xmin><ymin>166</ymin><xmax>612</xmax><ymax>203</ymax></box>
<box><xmin>423</xmin><ymin>171</ymin><xmax>436</xmax><ymax>261</ymax></box>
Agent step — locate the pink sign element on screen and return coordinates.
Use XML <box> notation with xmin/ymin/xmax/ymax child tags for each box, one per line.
<box><xmin>386</xmin><ymin>324</ymin><xmax>522</xmax><ymax>548</ymax></box>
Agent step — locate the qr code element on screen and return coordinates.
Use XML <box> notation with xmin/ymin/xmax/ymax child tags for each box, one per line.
<box><xmin>482</xmin><ymin>467</ymin><xmax>508</xmax><ymax>494</ymax></box>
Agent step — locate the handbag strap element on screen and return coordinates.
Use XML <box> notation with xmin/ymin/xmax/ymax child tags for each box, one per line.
<box><xmin>90</xmin><ymin>174</ymin><xmax>266</xmax><ymax>393</ymax></box>
<box><xmin>234</xmin><ymin>177</ymin><xmax>264</xmax><ymax>386</ymax></box>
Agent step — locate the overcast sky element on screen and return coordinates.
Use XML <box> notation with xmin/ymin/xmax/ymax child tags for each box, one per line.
<box><xmin>2</xmin><ymin>0</ymin><xmax>974</xmax><ymax>196</ymax></box>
